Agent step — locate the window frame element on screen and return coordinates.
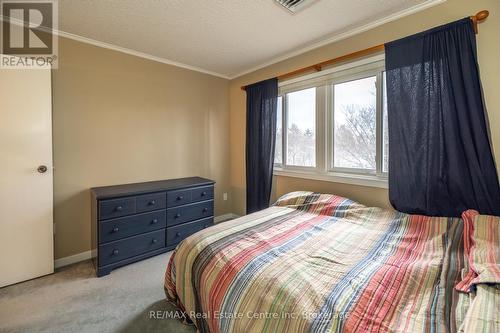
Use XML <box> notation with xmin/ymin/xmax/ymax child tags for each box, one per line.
<box><xmin>274</xmin><ymin>96</ymin><xmax>284</xmax><ymax>166</ymax></box>
<box><xmin>274</xmin><ymin>54</ymin><xmax>388</xmax><ymax>189</ymax></box>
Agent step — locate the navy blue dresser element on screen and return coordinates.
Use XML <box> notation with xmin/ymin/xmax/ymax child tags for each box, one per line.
<box><xmin>91</xmin><ymin>177</ymin><xmax>214</xmax><ymax>277</ymax></box>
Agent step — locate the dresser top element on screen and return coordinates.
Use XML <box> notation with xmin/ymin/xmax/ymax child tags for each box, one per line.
<box><xmin>91</xmin><ymin>177</ymin><xmax>215</xmax><ymax>199</ymax></box>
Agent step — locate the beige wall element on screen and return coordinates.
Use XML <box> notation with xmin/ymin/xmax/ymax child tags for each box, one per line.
<box><xmin>229</xmin><ymin>0</ymin><xmax>500</xmax><ymax>216</ymax></box>
<box><xmin>52</xmin><ymin>37</ymin><xmax>231</xmax><ymax>259</ymax></box>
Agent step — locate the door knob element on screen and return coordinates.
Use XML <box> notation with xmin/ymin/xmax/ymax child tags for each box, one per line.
<box><xmin>37</xmin><ymin>165</ymin><xmax>48</xmax><ymax>173</ymax></box>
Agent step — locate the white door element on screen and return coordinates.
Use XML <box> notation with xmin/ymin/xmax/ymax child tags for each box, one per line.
<box><xmin>0</xmin><ymin>65</ymin><xmax>54</xmax><ymax>287</ymax></box>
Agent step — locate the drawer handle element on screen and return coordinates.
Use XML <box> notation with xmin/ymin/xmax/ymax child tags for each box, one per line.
<box><xmin>176</xmin><ymin>196</ymin><xmax>183</xmax><ymax>201</ymax></box>
<box><xmin>176</xmin><ymin>232</ymin><xmax>181</xmax><ymax>237</ymax></box>
<box><xmin>203</xmin><ymin>208</ymin><xmax>208</xmax><ymax>213</ymax></box>
<box><xmin>149</xmin><ymin>200</ymin><xmax>156</xmax><ymax>205</ymax></box>
<box><xmin>112</xmin><ymin>249</ymin><xmax>119</xmax><ymax>255</ymax></box>
<box><xmin>152</xmin><ymin>238</ymin><xmax>158</xmax><ymax>244</ymax></box>
<box><xmin>151</xmin><ymin>219</ymin><xmax>158</xmax><ymax>224</ymax></box>
<box><xmin>175</xmin><ymin>213</ymin><xmax>181</xmax><ymax>218</ymax></box>
<box><xmin>112</xmin><ymin>227</ymin><xmax>119</xmax><ymax>233</ymax></box>
<box><xmin>115</xmin><ymin>206</ymin><xmax>123</xmax><ymax>212</ymax></box>
<box><xmin>201</xmin><ymin>191</ymin><xmax>207</xmax><ymax>196</ymax></box>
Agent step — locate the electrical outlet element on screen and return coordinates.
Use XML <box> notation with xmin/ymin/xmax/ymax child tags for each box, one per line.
<box><xmin>223</xmin><ymin>192</ymin><xmax>228</xmax><ymax>201</ymax></box>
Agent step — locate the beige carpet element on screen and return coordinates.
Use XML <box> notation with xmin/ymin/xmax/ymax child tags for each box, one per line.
<box><xmin>0</xmin><ymin>252</ymin><xmax>196</xmax><ymax>333</ymax></box>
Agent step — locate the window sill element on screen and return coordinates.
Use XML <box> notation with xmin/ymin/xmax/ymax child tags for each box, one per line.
<box><xmin>273</xmin><ymin>168</ymin><xmax>388</xmax><ymax>189</ymax></box>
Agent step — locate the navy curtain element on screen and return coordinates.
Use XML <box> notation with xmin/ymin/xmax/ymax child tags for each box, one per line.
<box><xmin>245</xmin><ymin>78</ymin><xmax>278</xmax><ymax>214</ymax></box>
<box><xmin>385</xmin><ymin>18</ymin><xmax>500</xmax><ymax>217</ymax></box>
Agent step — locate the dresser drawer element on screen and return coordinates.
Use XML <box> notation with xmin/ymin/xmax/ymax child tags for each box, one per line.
<box><xmin>99</xmin><ymin>210</ymin><xmax>166</xmax><ymax>243</ymax></box>
<box><xmin>166</xmin><ymin>189</ymin><xmax>192</xmax><ymax>207</ymax></box>
<box><xmin>136</xmin><ymin>192</ymin><xmax>166</xmax><ymax>213</ymax></box>
<box><xmin>166</xmin><ymin>200</ymin><xmax>213</xmax><ymax>227</ymax></box>
<box><xmin>191</xmin><ymin>186</ymin><xmax>214</xmax><ymax>203</ymax></box>
<box><xmin>99</xmin><ymin>197</ymin><xmax>136</xmax><ymax>220</ymax></box>
<box><xmin>166</xmin><ymin>217</ymin><xmax>213</xmax><ymax>247</ymax></box>
<box><xmin>99</xmin><ymin>230</ymin><xmax>165</xmax><ymax>266</ymax></box>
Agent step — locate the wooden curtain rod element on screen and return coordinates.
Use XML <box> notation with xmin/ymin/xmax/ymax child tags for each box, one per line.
<box><xmin>241</xmin><ymin>10</ymin><xmax>489</xmax><ymax>91</ymax></box>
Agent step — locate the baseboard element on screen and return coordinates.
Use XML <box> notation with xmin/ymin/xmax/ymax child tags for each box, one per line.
<box><xmin>214</xmin><ymin>213</ymin><xmax>240</xmax><ymax>223</ymax></box>
<box><xmin>54</xmin><ymin>250</ymin><xmax>93</xmax><ymax>269</ymax></box>
<box><xmin>54</xmin><ymin>213</ymin><xmax>240</xmax><ymax>269</ymax></box>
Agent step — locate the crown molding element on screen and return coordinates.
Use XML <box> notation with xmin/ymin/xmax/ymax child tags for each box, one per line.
<box><xmin>228</xmin><ymin>0</ymin><xmax>446</xmax><ymax>79</ymax></box>
<box><xmin>1</xmin><ymin>0</ymin><xmax>444</xmax><ymax>80</ymax></box>
<box><xmin>55</xmin><ymin>30</ymin><xmax>231</xmax><ymax>79</ymax></box>
<box><xmin>0</xmin><ymin>15</ymin><xmax>230</xmax><ymax>79</ymax></box>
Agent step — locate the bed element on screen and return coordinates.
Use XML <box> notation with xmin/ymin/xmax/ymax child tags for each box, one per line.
<box><xmin>164</xmin><ymin>192</ymin><xmax>499</xmax><ymax>333</ymax></box>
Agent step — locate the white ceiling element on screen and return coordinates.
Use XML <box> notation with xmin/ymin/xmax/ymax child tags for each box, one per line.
<box><xmin>58</xmin><ymin>0</ymin><xmax>443</xmax><ymax>79</ymax></box>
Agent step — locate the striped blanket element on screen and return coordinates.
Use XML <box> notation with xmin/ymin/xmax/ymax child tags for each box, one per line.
<box><xmin>164</xmin><ymin>192</ymin><xmax>496</xmax><ymax>332</ymax></box>
<box><xmin>455</xmin><ymin>210</ymin><xmax>500</xmax><ymax>332</ymax></box>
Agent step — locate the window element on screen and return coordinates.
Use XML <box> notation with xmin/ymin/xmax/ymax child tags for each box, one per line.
<box><xmin>286</xmin><ymin>88</ymin><xmax>316</xmax><ymax>167</ymax></box>
<box><xmin>333</xmin><ymin>76</ymin><xmax>377</xmax><ymax>171</ymax></box>
<box><xmin>274</xmin><ymin>55</ymin><xmax>388</xmax><ymax>188</ymax></box>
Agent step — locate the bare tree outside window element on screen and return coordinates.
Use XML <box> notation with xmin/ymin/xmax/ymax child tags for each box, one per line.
<box><xmin>286</xmin><ymin>88</ymin><xmax>316</xmax><ymax>167</ymax></box>
<box><xmin>335</xmin><ymin>104</ymin><xmax>376</xmax><ymax>169</ymax></box>
<box><xmin>334</xmin><ymin>77</ymin><xmax>377</xmax><ymax>170</ymax></box>
<box><xmin>287</xmin><ymin>123</ymin><xmax>315</xmax><ymax>166</ymax></box>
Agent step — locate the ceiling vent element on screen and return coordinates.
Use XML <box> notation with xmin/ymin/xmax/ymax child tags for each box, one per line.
<box><xmin>275</xmin><ymin>0</ymin><xmax>318</xmax><ymax>13</ymax></box>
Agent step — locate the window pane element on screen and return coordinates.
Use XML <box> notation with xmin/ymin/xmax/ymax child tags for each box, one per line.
<box><xmin>334</xmin><ymin>76</ymin><xmax>376</xmax><ymax>170</ymax></box>
<box><xmin>382</xmin><ymin>72</ymin><xmax>389</xmax><ymax>173</ymax></box>
<box><xmin>274</xmin><ymin>96</ymin><xmax>283</xmax><ymax>164</ymax></box>
<box><xmin>286</xmin><ymin>88</ymin><xmax>316</xmax><ymax>167</ymax></box>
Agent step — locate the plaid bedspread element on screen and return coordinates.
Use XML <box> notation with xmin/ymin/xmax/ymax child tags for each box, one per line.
<box><xmin>164</xmin><ymin>192</ymin><xmax>495</xmax><ymax>333</ymax></box>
